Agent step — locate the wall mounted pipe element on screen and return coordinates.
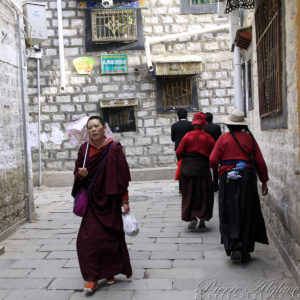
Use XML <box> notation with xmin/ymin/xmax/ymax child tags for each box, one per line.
<box><xmin>17</xmin><ymin>13</ymin><xmax>32</xmax><ymax>222</ymax></box>
<box><xmin>144</xmin><ymin>24</ymin><xmax>229</xmax><ymax>72</ymax></box>
<box><xmin>37</xmin><ymin>58</ymin><xmax>42</xmax><ymax>186</ymax></box>
<box><xmin>233</xmin><ymin>45</ymin><xmax>243</xmax><ymax>111</ymax></box>
<box><xmin>57</xmin><ymin>0</ymin><xmax>66</xmax><ymax>89</ymax></box>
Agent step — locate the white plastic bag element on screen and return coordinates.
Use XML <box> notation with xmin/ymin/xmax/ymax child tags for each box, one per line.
<box><xmin>122</xmin><ymin>212</ymin><xmax>139</xmax><ymax>237</ymax></box>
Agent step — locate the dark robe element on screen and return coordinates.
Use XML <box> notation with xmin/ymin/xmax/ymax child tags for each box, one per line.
<box><xmin>218</xmin><ymin>169</ymin><xmax>268</xmax><ymax>256</ymax></box>
<box><xmin>180</xmin><ymin>153</ymin><xmax>214</xmax><ymax>222</ymax></box>
<box><xmin>71</xmin><ymin>141</ymin><xmax>132</xmax><ymax>281</ymax></box>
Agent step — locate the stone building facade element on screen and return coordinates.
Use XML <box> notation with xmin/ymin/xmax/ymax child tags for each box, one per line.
<box><xmin>0</xmin><ymin>0</ymin><xmax>34</xmax><ymax>239</ymax></box>
<box><xmin>229</xmin><ymin>0</ymin><xmax>300</xmax><ymax>283</ymax></box>
<box><xmin>26</xmin><ymin>0</ymin><xmax>234</xmax><ymax>181</ymax></box>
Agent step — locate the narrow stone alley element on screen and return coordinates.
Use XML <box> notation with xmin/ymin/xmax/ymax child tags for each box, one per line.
<box><xmin>0</xmin><ymin>180</ymin><xmax>298</xmax><ymax>300</ymax></box>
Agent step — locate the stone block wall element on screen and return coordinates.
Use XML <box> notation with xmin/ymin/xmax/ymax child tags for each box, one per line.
<box><xmin>0</xmin><ymin>0</ymin><xmax>34</xmax><ymax>239</ymax></box>
<box><xmin>244</xmin><ymin>0</ymin><xmax>300</xmax><ymax>283</ymax></box>
<box><xmin>27</xmin><ymin>0</ymin><xmax>233</xmax><ymax>173</ymax></box>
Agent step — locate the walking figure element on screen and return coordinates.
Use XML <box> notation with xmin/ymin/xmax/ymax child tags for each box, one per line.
<box><xmin>210</xmin><ymin>110</ymin><xmax>269</xmax><ymax>264</ymax></box>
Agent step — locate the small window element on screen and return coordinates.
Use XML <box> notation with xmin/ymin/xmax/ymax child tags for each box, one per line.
<box><xmin>191</xmin><ymin>0</ymin><xmax>218</xmax><ymax>4</ymax></box>
<box><xmin>157</xmin><ymin>76</ymin><xmax>199</xmax><ymax>113</ymax></box>
<box><xmin>162</xmin><ymin>77</ymin><xmax>192</xmax><ymax>107</ymax></box>
<box><xmin>247</xmin><ymin>60</ymin><xmax>253</xmax><ymax>111</ymax></box>
<box><xmin>91</xmin><ymin>9</ymin><xmax>137</xmax><ymax>43</ymax></box>
<box><xmin>181</xmin><ymin>0</ymin><xmax>217</xmax><ymax>14</ymax></box>
<box><xmin>102</xmin><ymin>106</ymin><xmax>136</xmax><ymax>133</ymax></box>
<box><xmin>255</xmin><ymin>0</ymin><xmax>282</xmax><ymax>117</ymax></box>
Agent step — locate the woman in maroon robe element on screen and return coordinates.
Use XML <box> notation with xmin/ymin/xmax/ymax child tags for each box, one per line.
<box><xmin>176</xmin><ymin>112</ymin><xmax>215</xmax><ymax>231</ymax></box>
<box><xmin>71</xmin><ymin>116</ymin><xmax>132</xmax><ymax>293</ymax></box>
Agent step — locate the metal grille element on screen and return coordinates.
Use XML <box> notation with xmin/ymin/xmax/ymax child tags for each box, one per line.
<box><xmin>255</xmin><ymin>0</ymin><xmax>281</xmax><ymax>117</ymax></box>
<box><xmin>190</xmin><ymin>0</ymin><xmax>217</xmax><ymax>4</ymax></box>
<box><xmin>162</xmin><ymin>77</ymin><xmax>192</xmax><ymax>107</ymax></box>
<box><xmin>224</xmin><ymin>0</ymin><xmax>254</xmax><ymax>14</ymax></box>
<box><xmin>104</xmin><ymin>106</ymin><xmax>136</xmax><ymax>132</ymax></box>
<box><xmin>91</xmin><ymin>9</ymin><xmax>137</xmax><ymax>43</ymax></box>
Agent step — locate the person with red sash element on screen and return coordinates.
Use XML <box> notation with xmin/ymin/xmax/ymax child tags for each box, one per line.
<box><xmin>210</xmin><ymin>110</ymin><xmax>269</xmax><ymax>264</ymax></box>
<box><xmin>176</xmin><ymin>112</ymin><xmax>215</xmax><ymax>231</ymax></box>
<box><xmin>71</xmin><ymin>116</ymin><xmax>132</xmax><ymax>293</ymax></box>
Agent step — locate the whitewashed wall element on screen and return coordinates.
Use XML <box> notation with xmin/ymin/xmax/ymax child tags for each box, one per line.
<box><xmin>27</xmin><ymin>0</ymin><xmax>233</xmax><ymax>173</ymax></box>
<box><xmin>243</xmin><ymin>0</ymin><xmax>300</xmax><ymax>283</ymax></box>
<box><xmin>0</xmin><ymin>0</ymin><xmax>33</xmax><ymax>238</ymax></box>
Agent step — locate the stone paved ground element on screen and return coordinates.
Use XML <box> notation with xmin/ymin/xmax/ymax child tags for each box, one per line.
<box><xmin>0</xmin><ymin>180</ymin><xmax>298</xmax><ymax>300</ymax></box>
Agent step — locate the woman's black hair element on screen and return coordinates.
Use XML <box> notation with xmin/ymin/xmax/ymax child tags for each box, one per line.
<box><xmin>86</xmin><ymin>116</ymin><xmax>106</xmax><ymax>127</ymax></box>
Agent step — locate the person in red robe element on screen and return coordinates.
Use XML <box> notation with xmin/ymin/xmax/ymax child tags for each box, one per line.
<box><xmin>71</xmin><ymin>116</ymin><xmax>132</xmax><ymax>293</ymax></box>
<box><xmin>176</xmin><ymin>112</ymin><xmax>215</xmax><ymax>231</ymax></box>
<box><xmin>210</xmin><ymin>110</ymin><xmax>269</xmax><ymax>264</ymax></box>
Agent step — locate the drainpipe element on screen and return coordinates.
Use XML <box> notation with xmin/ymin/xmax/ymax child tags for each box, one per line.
<box><xmin>37</xmin><ymin>57</ymin><xmax>42</xmax><ymax>186</ymax></box>
<box><xmin>144</xmin><ymin>24</ymin><xmax>229</xmax><ymax>72</ymax></box>
<box><xmin>57</xmin><ymin>0</ymin><xmax>66</xmax><ymax>89</ymax></box>
<box><xmin>17</xmin><ymin>13</ymin><xmax>32</xmax><ymax>222</ymax></box>
<box><xmin>234</xmin><ymin>45</ymin><xmax>243</xmax><ymax>110</ymax></box>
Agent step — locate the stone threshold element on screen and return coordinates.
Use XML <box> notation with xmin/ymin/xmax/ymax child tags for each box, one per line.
<box><xmin>33</xmin><ymin>167</ymin><xmax>177</xmax><ymax>187</ymax></box>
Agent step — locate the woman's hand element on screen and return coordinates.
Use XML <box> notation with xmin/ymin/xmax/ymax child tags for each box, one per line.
<box><xmin>78</xmin><ymin>168</ymin><xmax>88</xmax><ymax>178</ymax></box>
<box><xmin>261</xmin><ymin>182</ymin><xmax>268</xmax><ymax>195</ymax></box>
<box><xmin>122</xmin><ymin>203</ymin><xmax>130</xmax><ymax>215</ymax></box>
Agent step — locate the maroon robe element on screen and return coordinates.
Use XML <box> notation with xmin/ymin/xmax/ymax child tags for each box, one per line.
<box><xmin>71</xmin><ymin>141</ymin><xmax>132</xmax><ymax>281</ymax></box>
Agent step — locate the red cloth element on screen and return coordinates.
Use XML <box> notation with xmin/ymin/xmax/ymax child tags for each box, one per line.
<box><xmin>72</xmin><ymin>141</ymin><xmax>132</xmax><ymax>281</ymax></box>
<box><xmin>209</xmin><ymin>131</ymin><xmax>269</xmax><ymax>183</ymax></box>
<box><xmin>175</xmin><ymin>159</ymin><xmax>182</xmax><ymax>180</ymax></box>
<box><xmin>176</xmin><ymin>128</ymin><xmax>215</xmax><ymax>159</ymax></box>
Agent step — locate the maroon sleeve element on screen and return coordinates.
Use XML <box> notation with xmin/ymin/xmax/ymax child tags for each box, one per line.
<box><xmin>71</xmin><ymin>142</ymin><xmax>88</xmax><ymax>197</ymax></box>
<box><xmin>105</xmin><ymin>142</ymin><xmax>131</xmax><ymax>197</ymax></box>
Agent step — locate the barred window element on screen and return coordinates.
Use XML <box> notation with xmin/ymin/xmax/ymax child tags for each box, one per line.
<box><xmin>162</xmin><ymin>77</ymin><xmax>192</xmax><ymax>107</ymax></box>
<box><xmin>102</xmin><ymin>106</ymin><xmax>136</xmax><ymax>132</ymax></box>
<box><xmin>181</xmin><ymin>0</ymin><xmax>217</xmax><ymax>14</ymax></box>
<box><xmin>255</xmin><ymin>0</ymin><xmax>282</xmax><ymax>117</ymax></box>
<box><xmin>190</xmin><ymin>0</ymin><xmax>217</xmax><ymax>4</ymax></box>
<box><xmin>157</xmin><ymin>76</ymin><xmax>199</xmax><ymax>113</ymax></box>
<box><xmin>91</xmin><ymin>9</ymin><xmax>137</xmax><ymax>43</ymax></box>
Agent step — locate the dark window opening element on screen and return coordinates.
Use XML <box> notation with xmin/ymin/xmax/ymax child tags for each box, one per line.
<box><xmin>157</xmin><ymin>76</ymin><xmax>199</xmax><ymax>113</ymax></box>
<box><xmin>181</xmin><ymin>0</ymin><xmax>218</xmax><ymax>14</ymax></box>
<box><xmin>255</xmin><ymin>0</ymin><xmax>282</xmax><ymax>117</ymax></box>
<box><xmin>247</xmin><ymin>59</ymin><xmax>253</xmax><ymax>111</ymax></box>
<box><xmin>102</xmin><ymin>106</ymin><xmax>136</xmax><ymax>133</ymax></box>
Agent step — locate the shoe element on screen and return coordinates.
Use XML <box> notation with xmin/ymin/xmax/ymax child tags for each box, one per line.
<box><xmin>84</xmin><ymin>281</ymin><xmax>98</xmax><ymax>293</ymax></box>
<box><xmin>230</xmin><ymin>250</ymin><xmax>242</xmax><ymax>264</ymax></box>
<box><xmin>198</xmin><ymin>221</ymin><xmax>207</xmax><ymax>231</ymax></box>
<box><xmin>242</xmin><ymin>252</ymin><xmax>251</xmax><ymax>263</ymax></box>
<box><xmin>106</xmin><ymin>277</ymin><xmax>115</xmax><ymax>285</ymax></box>
<box><xmin>188</xmin><ymin>218</ymin><xmax>198</xmax><ymax>230</ymax></box>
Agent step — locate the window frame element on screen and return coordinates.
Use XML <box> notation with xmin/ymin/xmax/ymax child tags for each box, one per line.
<box><xmin>85</xmin><ymin>9</ymin><xmax>145</xmax><ymax>52</ymax></box>
<box><xmin>102</xmin><ymin>106</ymin><xmax>136</xmax><ymax>133</ymax></box>
<box><xmin>255</xmin><ymin>0</ymin><xmax>287</xmax><ymax>129</ymax></box>
<box><xmin>156</xmin><ymin>76</ymin><xmax>199</xmax><ymax>114</ymax></box>
<box><xmin>181</xmin><ymin>0</ymin><xmax>218</xmax><ymax>14</ymax></box>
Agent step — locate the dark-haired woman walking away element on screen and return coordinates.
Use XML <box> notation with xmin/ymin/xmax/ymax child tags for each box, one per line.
<box><xmin>210</xmin><ymin>110</ymin><xmax>269</xmax><ymax>264</ymax></box>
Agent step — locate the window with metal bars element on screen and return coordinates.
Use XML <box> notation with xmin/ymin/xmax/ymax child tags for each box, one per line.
<box><xmin>255</xmin><ymin>0</ymin><xmax>282</xmax><ymax>117</ymax></box>
<box><xmin>157</xmin><ymin>76</ymin><xmax>199</xmax><ymax>113</ymax></box>
<box><xmin>91</xmin><ymin>9</ymin><xmax>137</xmax><ymax>43</ymax></box>
<box><xmin>190</xmin><ymin>0</ymin><xmax>218</xmax><ymax>4</ymax></box>
<box><xmin>102</xmin><ymin>106</ymin><xmax>136</xmax><ymax>132</ymax></box>
<box><xmin>182</xmin><ymin>0</ymin><xmax>217</xmax><ymax>14</ymax></box>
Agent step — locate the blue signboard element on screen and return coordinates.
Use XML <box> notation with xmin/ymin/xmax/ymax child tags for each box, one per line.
<box><xmin>101</xmin><ymin>54</ymin><xmax>128</xmax><ymax>74</ymax></box>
